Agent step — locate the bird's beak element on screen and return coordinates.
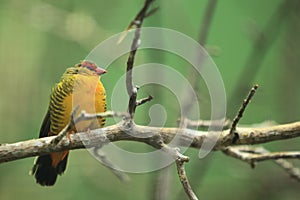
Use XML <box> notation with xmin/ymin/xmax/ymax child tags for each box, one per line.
<box><xmin>95</xmin><ymin>67</ymin><xmax>107</xmax><ymax>75</ymax></box>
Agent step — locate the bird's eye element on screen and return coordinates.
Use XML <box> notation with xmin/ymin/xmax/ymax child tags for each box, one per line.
<box><xmin>86</xmin><ymin>65</ymin><xmax>94</xmax><ymax>71</ymax></box>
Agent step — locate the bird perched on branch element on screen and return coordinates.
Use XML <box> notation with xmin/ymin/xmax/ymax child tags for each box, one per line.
<box><xmin>31</xmin><ymin>60</ymin><xmax>107</xmax><ymax>186</ymax></box>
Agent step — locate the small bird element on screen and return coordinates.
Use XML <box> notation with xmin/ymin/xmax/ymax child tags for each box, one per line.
<box><xmin>31</xmin><ymin>60</ymin><xmax>107</xmax><ymax>186</ymax></box>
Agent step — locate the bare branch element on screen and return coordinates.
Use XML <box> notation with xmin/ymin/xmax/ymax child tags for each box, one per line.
<box><xmin>122</xmin><ymin>2</ymin><xmax>198</xmax><ymax>198</ymax></box>
<box><xmin>75</xmin><ymin>111</ymin><xmax>130</xmax><ymax>122</ymax></box>
<box><xmin>1</xmin><ymin>121</ymin><xmax>300</xmax><ymax>163</ymax></box>
<box><xmin>229</xmin><ymin>84</ymin><xmax>259</xmax><ymax>141</ymax></box>
<box><xmin>241</xmin><ymin>151</ymin><xmax>300</xmax><ymax>162</ymax></box>
<box><xmin>156</xmin><ymin>141</ymin><xmax>198</xmax><ymax>200</ymax></box>
<box><xmin>51</xmin><ymin>110</ymin><xmax>129</xmax><ymax>145</ymax></box>
<box><xmin>223</xmin><ymin>146</ymin><xmax>300</xmax><ymax>181</ymax></box>
<box><xmin>125</xmin><ymin>0</ymin><xmax>155</xmax><ymax>118</ymax></box>
<box><xmin>136</xmin><ymin>95</ymin><xmax>153</xmax><ymax>107</ymax></box>
<box><xmin>275</xmin><ymin>159</ymin><xmax>300</xmax><ymax>182</ymax></box>
<box><xmin>175</xmin><ymin>155</ymin><xmax>198</xmax><ymax>200</ymax></box>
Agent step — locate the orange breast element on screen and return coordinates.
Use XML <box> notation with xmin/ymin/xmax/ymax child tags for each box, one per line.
<box><xmin>58</xmin><ymin>75</ymin><xmax>106</xmax><ymax>133</ymax></box>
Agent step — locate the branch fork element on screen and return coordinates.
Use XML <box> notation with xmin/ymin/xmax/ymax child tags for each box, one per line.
<box><xmin>2</xmin><ymin>1</ymin><xmax>300</xmax><ymax>200</ymax></box>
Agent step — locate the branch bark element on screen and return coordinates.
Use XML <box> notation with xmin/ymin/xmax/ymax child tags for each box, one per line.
<box><xmin>223</xmin><ymin>145</ymin><xmax>300</xmax><ymax>181</ymax></box>
<box><xmin>1</xmin><ymin>121</ymin><xmax>300</xmax><ymax>163</ymax></box>
<box><xmin>125</xmin><ymin>0</ymin><xmax>154</xmax><ymax>118</ymax></box>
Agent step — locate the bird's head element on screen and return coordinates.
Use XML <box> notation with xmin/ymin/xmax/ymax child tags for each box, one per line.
<box><xmin>75</xmin><ymin>60</ymin><xmax>107</xmax><ymax>76</ymax></box>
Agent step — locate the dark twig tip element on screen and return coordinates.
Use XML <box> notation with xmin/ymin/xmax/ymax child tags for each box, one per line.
<box><xmin>136</xmin><ymin>95</ymin><xmax>153</xmax><ymax>107</ymax></box>
<box><xmin>250</xmin><ymin>161</ymin><xmax>256</xmax><ymax>169</ymax></box>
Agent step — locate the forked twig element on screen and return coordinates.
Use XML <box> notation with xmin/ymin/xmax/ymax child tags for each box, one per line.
<box><xmin>223</xmin><ymin>146</ymin><xmax>300</xmax><ymax>182</ymax></box>
<box><xmin>125</xmin><ymin>0</ymin><xmax>155</xmax><ymax>118</ymax></box>
<box><xmin>157</xmin><ymin>139</ymin><xmax>198</xmax><ymax>200</ymax></box>
<box><xmin>176</xmin><ymin>159</ymin><xmax>198</xmax><ymax>200</ymax></box>
<box><xmin>51</xmin><ymin>109</ymin><xmax>129</xmax><ymax>145</ymax></box>
<box><xmin>136</xmin><ymin>95</ymin><xmax>153</xmax><ymax>107</ymax></box>
<box><xmin>118</xmin><ymin>1</ymin><xmax>157</xmax><ymax>44</ymax></box>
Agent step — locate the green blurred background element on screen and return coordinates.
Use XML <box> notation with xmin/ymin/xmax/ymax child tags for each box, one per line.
<box><xmin>0</xmin><ymin>0</ymin><xmax>299</xmax><ymax>199</ymax></box>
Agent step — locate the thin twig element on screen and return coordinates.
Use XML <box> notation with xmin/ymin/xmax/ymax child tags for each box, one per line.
<box><xmin>162</xmin><ymin>147</ymin><xmax>198</xmax><ymax>200</ymax></box>
<box><xmin>148</xmin><ymin>133</ymin><xmax>198</xmax><ymax>200</ymax></box>
<box><xmin>229</xmin><ymin>84</ymin><xmax>258</xmax><ymax>142</ymax></box>
<box><xmin>126</xmin><ymin>0</ymin><xmax>155</xmax><ymax>35</ymax></box>
<box><xmin>239</xmin><ymin>150</ymin><xmax>300</xmax><ymax>162</ymax></box>
<box><xmin>223</xmin><ymin>146</ymin><xmax>300</xmax><ymax>181</ymax></box>
<box><xmin>274</xmin><ymin>159</ymin><xmax>300</xmax><ymax>182</ymax></box>
<box><xmin>175</xmin><ymin>159</ymin><xmax>198</xmax><ymax>200</ymax></box>
<box><xmin>51</xmin><ymin>110</ymin><xmax>129</xmax><ymax>145</ymax></box>
<box><xmin>255</xmin><ymin>147</ymin><xmax>300</xmax><ymax>181</ymax></box>
<box><xmin>136</xmin><ymin>95</ymin><xmax>153</xmax><ymax>107</ymax></box>
<box><xmin>74</xmin><ymin>111</ymin><xmax>130</xmax><ymax>122</ymax></box>
<box><xmin>118</xmin><ymin>0</ymin><xmax>157</xmax><ymax>44</ymax></box>
<box><xmin>126</xmin><ymin>0</ymin><xmax>155</xmax><ymax>118</ymax></box>
<box><xmin>157</xmin><ymin>141</ymin><xmax>198</xmax><ymax>200</ymax></box>
<box><xmin>252</xmin><ymin>147</ymin><xmax>300</xmax><ymax>181</ymax></box>
<box><xmin>175</xmin><ymin>155</ymin><xmax>198</xmax><ymax>200</ymax></box>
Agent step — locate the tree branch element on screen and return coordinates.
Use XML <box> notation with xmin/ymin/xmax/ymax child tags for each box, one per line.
<box><xmin>1</xmin><ymin>121</ymin><xmax>300</xmax><ymax>163</ymax></box>
<box><xmin>230</xmin><ymin>84</ymin><xmax>258</xmax><ymax>134</ymax></box>
<box><xmin>223</xmin><ymin>145</ymin><xmax>300</xmax><ymax>181</ymax></box>
<box><xmin>153</xmin><ymin>137</ymin><xmax>198</xmax><ymax>200</ymax></box>
<box><xmin>125</xmin><ymin>0</ymin><xmax>155</xmax><ymax>118</ymax></box>
<box><xmin>224</xmin><ymin>146</ymin><xmax>300</xmax><ymax>165</ymax></box>
<box><xmin>51</xmin><ymin>110</ymin><xmax>129</xmax><ymax>145</ymax></box>
<box><xmin>228</xmin><ymin>84</ymin><xmax>259</xmax><ymax>144</ymax></box>
<box><xmin>183</xmin><ymin>118</ymin><xmax>231</xmax><ymax>129</ymax></box>
<box><xmin>175</xmin><ymin>157</ymin><xmax>198</xmax><ymax>200</ymax></box>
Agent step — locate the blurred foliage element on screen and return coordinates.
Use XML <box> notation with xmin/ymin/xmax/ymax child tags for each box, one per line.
<box><xmin>0</xmin><ymin>0</ymin><xmax>300</xmax><ymax>199</ymax></box>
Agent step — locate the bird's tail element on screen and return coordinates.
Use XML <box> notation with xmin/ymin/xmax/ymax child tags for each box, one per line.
<box><xmin>31</xmin><ymin>151</ymin><xmax>69</xmax><ymax>186</ymax></box>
